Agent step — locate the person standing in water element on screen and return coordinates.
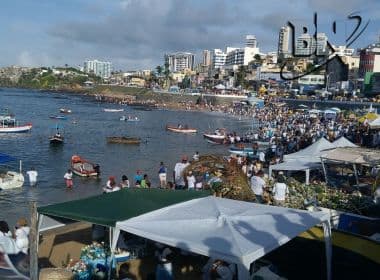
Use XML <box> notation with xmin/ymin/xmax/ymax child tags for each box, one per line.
<box><xmin>26</xmin><ymin>167</ymin><xmax>38</xmax><ymax>187</ymax></box>
<box><xmin>64</xmin><ymin>169</ymin><xmax>73</xmax><ymax>189</ymax></box>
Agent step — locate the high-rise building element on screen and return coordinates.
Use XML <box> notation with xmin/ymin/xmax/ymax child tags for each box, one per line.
<box><xmin>212</xmin><ymin>49</ymin><xmax>227</xmax><ymax>69</ymax></box>
<box><xmin>245</xmin><ymin>35</ymin><xmax>257</xmax><ymax>48</ymax></box>
<box><xmin>202</xmin><ymin>50</ymin><xmax>212</xmax><ymax>67</ymax></box>
<box><xmin>359</xmin><ymin>41</ymin><xmax>380</xmax><ymax>77</ymax></box>
<box><xmin>164</xmin><ymin>52</ymin><xmax>195</xmax><ymax>72</ymax></box>
<box><xmin>278</xmin><ymin>26</ymin><xmax>290</xmax><ymax>58</ymax></box>
<box><xmin>295</xmin><ymin>33</ymin><xmax>328</xmax><ymax>56</ymax></box>
<box><xmin>83</xmin><ymin>59</ymin><xmax>112</xmax><ymax>78</ymax></box>
<box><xmin>224</xmin><ymin>46</ymin><xmax>260</xmax><ymax>69</ymax></box>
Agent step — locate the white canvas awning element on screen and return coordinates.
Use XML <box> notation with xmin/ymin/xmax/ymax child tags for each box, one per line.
<box><xmin>332</xmin><ymin>137</ymin><xmax>358</xmax><ymax>148</ymax></box>
<box><xmin>284</xmin><ymin>138</ymin><xmax>335</xmax><ymax>163</ymax></box>
<box><xmin>112</xmin><ymin>197</ymin><xmax>332</xmax><ymax>280</ymax></box>
<box><xmin>321</xmin><ymin>147</ymin><xmax>380</xmax><ymax>165</ymax></box>
<box><xmin>269</xmin><ymin>160</ymin><xmax>321</xmax><ymax>185</ymax></box>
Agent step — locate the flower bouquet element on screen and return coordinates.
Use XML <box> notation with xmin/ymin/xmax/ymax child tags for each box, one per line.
<box><xmin>67</xmin><ymin>259</ymin><xmax>91</xmax><ymax>280</ymax></box>
<box><xmin>80</xmin><ymin>242</ymin><xmax>111</xmax><ymax>273</ymax></box>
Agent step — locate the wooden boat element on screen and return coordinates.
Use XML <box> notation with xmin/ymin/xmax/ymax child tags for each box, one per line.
<box><xmin>49</xmin><ymin>134</ymin><xmax>64</xmax><ymax>144</ymax></box>
<box><xmin>0</xmin><ymin>153</ymin><xmax>24</xmax><ymax>190</ymax></box>
<box><xmin>49</xmin><ymin>115</ymin><xmax>67</xmax><ymax>120</ymax></box>
<box><xmin>203</xmin><ymin>129</ymin><xmax>227</xmax><ymax>144</ymax></box>
<box><xmin>70</xmin><ymin>155</ymin><xmax>99</xmax><ymax>177</ymax></box>
<box><xmin>166</xmin><ymin>125</ymin><xmax>197</xmax><ymax>134</ymax></box>
<box><xmin>59</xmin><ymin>108</ymin><xmax>72</xmax><ymax>114</ymax></box>
<box><xmin>103</xmin><ymin>108</ymin><xmax>124</xmax><ymax>112</ymax></box>
<box><xmin>106</xmin><ymin>136</ymin><xmax>141</xmax><ymax>144</ymax></box>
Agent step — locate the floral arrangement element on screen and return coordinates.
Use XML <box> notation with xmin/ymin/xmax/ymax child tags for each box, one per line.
<box><xmin>66</xmin><ymin>259</ymin><xmax>90</xmax><ymax>280</ymax></box>
<box><xmin>80</xmin><ymin>241</ymin><xmax>110</xmax><ymax>262</ymax></box>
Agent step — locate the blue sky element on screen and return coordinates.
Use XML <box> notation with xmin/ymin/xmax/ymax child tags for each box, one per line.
<box><xmin>0</xmin><ymin>0</ymin><xmax>379</xmax><ymax>70</ymax></box>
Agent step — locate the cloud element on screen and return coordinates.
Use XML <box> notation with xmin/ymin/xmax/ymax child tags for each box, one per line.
<box><xmin>17</xmin><ymin>51</ymin><xmax>51</xmax><ymax>67</ymax></box>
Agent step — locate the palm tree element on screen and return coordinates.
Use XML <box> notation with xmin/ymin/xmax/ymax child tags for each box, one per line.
<box><xmin>163</xmin><ymin>62</ymin><xmax>170</xmax><ymax>88</ymax></box>
<box><xmin>156</xmin><ymin>65</ymin><xmax>162</xmax><ymax>76</ymax></box>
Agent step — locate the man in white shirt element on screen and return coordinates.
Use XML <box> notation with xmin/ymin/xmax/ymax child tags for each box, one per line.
<box><xmin>250</xmin><ymin>171</ymin><xmax>266</xmax><ymax>203</ymax></box>
<box><xmin>272</xmin><ymin>173</ymin><xmax>288</xmax><ymax>206</ymax></box>
<box><xmin>173</xmin><ymin>155</ymin><xmax>190</xmax><ymax>189</ymax></box>
<box><xmin>26</xmin><ymin>167</ymin><xmax>38</xmax><ymax>187</ymax></box>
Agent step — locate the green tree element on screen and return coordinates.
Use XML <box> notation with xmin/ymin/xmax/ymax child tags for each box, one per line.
<box><xmin>235</xmin><ymin>65</ymin><xmax>248</xmax><ymax>88</ymax></box>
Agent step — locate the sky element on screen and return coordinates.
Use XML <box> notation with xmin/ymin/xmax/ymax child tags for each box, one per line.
<box><xmin>0</xmin><ymin>0</ymin><xmax>379</xmax><ymax>70</ymax></box>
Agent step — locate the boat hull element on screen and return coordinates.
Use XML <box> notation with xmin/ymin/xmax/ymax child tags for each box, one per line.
<box><xmin>0</xmin><ymin>124</ymin><xmax>32</xmax><ymax>133</ymax></box>
<box><xmin>71</xmin><ymin>155</ymin><xmax>99</xmax><ymax>177</ymax></box>
<box><xmin>0</xmin><ymin>171</ymin><xmax>24</xmax><ymax>190</ymax></box>
<box><xmin>203</xmin><ymin>134</ymin><xmax>225</xmax><ymax>144</ymax></box>
<box><xmin>166</xmin><ymin>126</ymin><xmax>197</xmax><ymax>133</ymax></box>
<box><xmin>104</xmin><ymin>109</ymin><xmax>124</xmax><ymax>112</ymax></box>
<box><xmin>107</xmin><ymin>137</ymin><xmax>141</xmax><ymax>144</ymax></box>
<box><xmin>49</xmin><ymin>137</ymin><xmax>64</xmax><ymax>144</ymax></box>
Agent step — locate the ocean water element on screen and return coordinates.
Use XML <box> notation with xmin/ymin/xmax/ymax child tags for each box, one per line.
<box><xmin>0</xmin><ymin>88</ymin><xmax>251</xmax><ymax>225</ymax></box>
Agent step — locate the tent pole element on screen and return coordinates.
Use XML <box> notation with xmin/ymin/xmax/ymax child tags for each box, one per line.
<box><xmin>322</xmin><ymin>220</ymin><xmax>332</xmax><ymax>280</ymax></box>
<box><xmin>353</xmin><ymin>164</ymin><xmax>359</xmax><ymax>185</ymax></box>
<box><xmin>30</xmin><ymin>201</ymin><xmax>38</xmax><ymax>280</ymax></box>
<box><xmin>237</xmin><ymin>264</ymin><xmax>250</xmax><ymax>280</ymax></box>
<box><xmin>305</xmin><ymin>169</ymin><xmax>310</xmax><ymax>185</ymax></box>
<box><xmin>108</xmin><ymin>227</ymin><xmax>113</xmax><ymax>280</ymax></box>
<box><xmin>321</xmin><ymin>158</ymin><xmax>328</xmax><ymax>192</ymax></box>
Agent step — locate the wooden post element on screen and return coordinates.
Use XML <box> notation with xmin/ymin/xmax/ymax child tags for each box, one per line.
<box><xmin>30</xmin><ymin>201</ymin><xmax>38</xmax><ymax>280</ymax></box>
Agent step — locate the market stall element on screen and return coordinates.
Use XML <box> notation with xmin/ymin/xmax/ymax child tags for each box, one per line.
<box><xmin>37</xmin><ymin>188</ymin><xmax>210</xmax><ymax>278</ymax></box>
<box><xmin>113</xmin><ymin>196</ymin><xmax>332</xmax><ymax>280</ymax></box>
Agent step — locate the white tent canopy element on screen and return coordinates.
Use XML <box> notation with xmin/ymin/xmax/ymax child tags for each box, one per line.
<box><xmin>284</xmin><ymin>137</ymin><xmax>335</xmax><ymax>163</ymax></box>
<box><xmin>113</xmin><ymin>197</ymin><xmax>332</xmax><ymax>280</ymax></box>
<box><xmin>332</xmin><ymin>137</ymin><xmax>358</xmax><ymax>148</ymax></box>
<box><xmin>269</xmin><ymin>160</ymin><xmax>321</xmax><ymax>185</ymax></box>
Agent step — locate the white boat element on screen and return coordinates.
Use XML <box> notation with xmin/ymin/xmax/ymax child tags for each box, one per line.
<box><xmin>0</xmin><ymin>110</ymin><xmax>32</xmax><ymax>133</ymax></box>
<box><xmin>0</xmin><ymin>153</ymin><xmax>24</xmax><ymax>190</ymax></box>
<box><xmin>103</xmin><ymin>108</ymin><xmax>124</xmax><ymax>112</ymax></box>
<box><xmin>166</xmin><ymin>125</ymin><xmax>197</xmax><ymax>133</ymax></box>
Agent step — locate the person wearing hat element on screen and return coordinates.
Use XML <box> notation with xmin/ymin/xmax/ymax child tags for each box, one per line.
<box><xmin>14</xmin><ymin>218</ymin><xmax>30</xmax><ymax>254</ymax></box>
<box><xmin>173</xmin><ymin>155</ymin><xmax>190</xmax><ymax>190</ymax></box>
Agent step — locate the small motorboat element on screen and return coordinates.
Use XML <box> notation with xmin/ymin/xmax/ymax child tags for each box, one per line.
<box><xmin>103</xmin><ymin>108</ymin><xmax>124</xmax><ymax>112</ymax></box>
<box><xmin>49</xmin><ymin>125</ymin><xmax>64</xmax><ymax>145</ymax></box>
<box><xmin>203</xmin><ymin>128</ymin><xmax>227</xmax><ymax>144</ymax></box>
<box><xmin>127</xmin><ymin>116</ymin><xmax>140</xmax><ymax>122</ymax></box>
<box><xmin>71</xmin><ymin>155</ymin><xmax>99</xmax><ymax>177</ymax></box>
<box><xmin>49</xmin><ymin>134</ymin><xmax>64</xmax><ymax>144</ymax></box>
<box><xmin>49</xmin><ymin>115</ymin><xmax>67</xmax><ymax>120</ymax></box>
<box><xmin>106</xmin><ymin>136</ymin><xmax>141</xmax><ymax>145</ymax></box>
<box><xmin>166</xmin><ymin>125</ymin><xmax>197</xmax><ymax>134</ymax></box>
<box><xmin>0</xmin><ymin>153</ymin><xmax>24</xmax><ymax>190</ymax></box>
<box><xmin>59</xmin><ymin>108</ymin><xmax>72</xmax><ymax>114</ymax></box>
<box><xmin>228</xmin><ymin>146</ymin><xmax>261</xmax><ymax>157</ymax></box>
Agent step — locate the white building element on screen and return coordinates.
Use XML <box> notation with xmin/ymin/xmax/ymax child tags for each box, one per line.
<box><xmin>212</xmin><ymin>49</ymin><xmax>227</xmax><ymax>69</ymax></box>
<box><xmin>245</xmin><ymin>35</ymin><xmax>257</xmax><ymax>48</ymax></box>
<box><xmin>164</xmin><ymin>52</ymin><xmax>195</xmax><ymax>72</ymax></box>
<box><xmin>224</xmin><ymin>46</ymin><xmax>260</xmax><ymax>69</ymax></box>
<box><xmin>278</xmin><ymin>26</ymin><xmax>290</xmax><ymax>58</ymax></box>
<box><xmin>295</xmin><ymin>33</ymin><xmax>328</xmax><ymax>56</ymax></box>
<box><xmin>83</xmin><ymin>59</ymin><xmax>112</xmax><ymax>78</ymax></box>
<box><xmin>332</xmin><ymin>45</ymin><xmax>355</xmax><ymax>56</ymax></box>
